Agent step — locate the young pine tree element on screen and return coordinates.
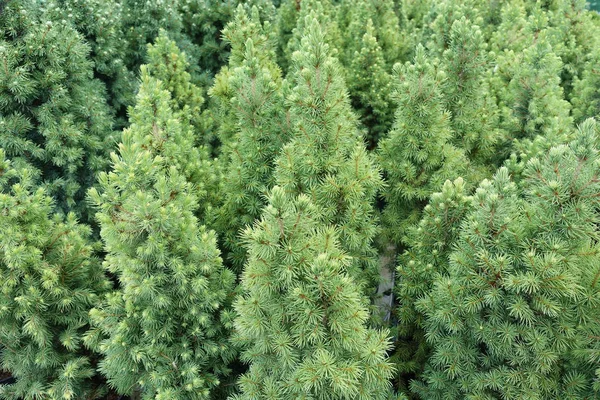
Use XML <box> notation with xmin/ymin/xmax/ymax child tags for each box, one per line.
<box><xmin>378</xmin><ymin>45</ymin><xmax>468</xmax><ymax>245</ymax></box>
<box><xmin>413</xmin><ymin>121</ymin><xmax>600</xmax><ymax>399</ymax></box>
<box><xmin>440</xmin><ymin>17</ymin><xmax>502</xmax><ymax>171</ymax></box>
<box><xmin>571</xmin><ymin>44</ymin><xmax>600</xmax><ymax>124</ymax></box>
<box><xmin>275</xmin><ymin>16</ymin><xmax>383</xmax><ymax>290</ymax></box>
<box><xmin>145</xmin><ymin>31</ymin><xmax>220</xmax><ymax>219</ymax></box>
<box><xmin>214</xmin><ymin>36</ymin><xmax>291</xmax><ymax>271</ymax></box>
<box><xmin>0</xmin><ymin>150</ymin><xmax>110</xmax><ymax>400</ymax></box>
<box><xmin>232</xmin><ymin>187</ymin><xmax>395</xmax><ymax>399</ymax></box>
<box><xmin>346</xmin><ymin>18</ymin><xmax>394</xmax><ymax>148</ymax></box>
<box><xmin>85</xmin><ymin>72</ymin><xmax>236</xmax><ymax>399</ymax></box>
<box><xmin>43</xmin><ymin>0</ymin><xmax>136</xmax><ymax>127</ymax></box>
<box><xmin>392</xmin><ymin>177</ymin><xmax>473</xmax><ymax>395</ymax></box>
<box><xmin>494</xmin><ymin>37</ymin><xmax>574</xmax><ymax>160</ymax></box>
<box><xmin>210</xmin><ymin>5</ymin><xmax>280</xmax><ymax>155</ymax></box>
<box><xmin>0</xmin><ymin>0</ymin><xmax>115</xmax><ymax>220</ymax></box>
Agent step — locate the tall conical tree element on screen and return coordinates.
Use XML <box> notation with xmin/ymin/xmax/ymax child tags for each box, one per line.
<box><xmin>43</xmin><ymin>0</ymin><xmax>135</xmax><ymax>127</ymax></box>
<box><xmin>214</xmin><ymin>35</ymin><xmax>291</xmax><ymax>271</ymax></box>
<box><xmin>275</xmin><ymin>16</ymin><xmax>383</xmax><ymax>290</ymax></box>
<box><xmin>440</xmin><ymin>17</ymin><xmax>502</xmax><ymax>171</ymax></box>
<box><xmin>378</xmin><ymin>45</ymin><xmax>469</xmax><ymax>245</ymax></box>
<box><xmin>0</xmin><ymin>0</ymin><xmax>115</xmax><ymax>221</ymax></box>
<box><xmin>494</xmin><ymin>36</ymin><xmax>574</xmax><ymax>159</ymax></box>
<box><xmin>412</xmin><ymin>121</ymin><xmax>600</xmax><ymax>399</ymax></box>
<box><xmin>0</xmin><ymin>150</ymin><xmax>110</xmax><ymax>400</ymax></box>
<box><xmin>231</xmin><ymin>187</ymin><xmax>395</xmax><ymax>399</ymax></box>
<box><xmin>572</xmin><ymin>44</ymin><xmax>600</xmax><ymax>124</ymax></box>
<box><xmin>392</xmin><ymin>177</ymin><xmax>473</xmax><ymax>395</ymax></box>
<box><xmin>85</xmin><ymin>71</ymin><xmax>236</xmax><ymax>399</ymax></box>
<box><xmin>210</xmin><ymin>5</ymin><xmax>279</xmax><ymax>155</ymax></box>
<box><xmin>346</xmin><ymin>18</ymin><xmax>394</xmax><ymax>148</ymax></box>
<box><xmin>145</xmin><ymin>31</ymin><xmax>220</xmax><ymax>219</ymax></box>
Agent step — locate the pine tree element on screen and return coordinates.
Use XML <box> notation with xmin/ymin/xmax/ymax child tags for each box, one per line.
<box><xmin>282</xmin><ymin>0</ymin><xmax>343</xmax><ymax>72</ymax></box>
<box><xmin>0</xmin><ymin>0</ymin><xmax>115</xmax><ymax>221</ymax></box>
<box><xmin>85</xmin><ymin>71</ymin><xmax>236</xmax><ymax>399</ymax></box>
<box><xmin>275</xmin><ymin>16</ymin><xmax>383</xmax><ymax>290</ymax></box>
<box><xmin>145</xmin><ymin>31</ymin><xmax>221</xmax><ymax>219</ymax></box>
<box><xmin>345</xmin><ymin>17</ymin><xmax>394</xmax><ymax>148</ymax></box>
<box><xmin>440</xmin><ymin>17</ymin><xmax>502</xmax><ymax>171</ymax></box>
<box><xmin>378</xmin><ymin>45</ymin><xmax>469</xmax><ymax>245</ymax></box>
<box><xmin>412</xmin><ymin>121</ymin><xmax>600</xmax><ymax>399</ymax></box>
<box><xmin>572</xmin><ymin>44</ymin><xmax>600</xmax><ymax>123</ymax></box>
<box><xmin>43</xmin><ymin>0</ymin><xmax>136</xmax><ymax>127</ymax></box>
<box><xmin>210</xmin><ymin>4</ymin><xmax>280</xmax><ymax>155</ymax></box>
<box><xmin>214</xmin><ymin>35</ymin><xmax>291</xmax><ymax>271</ymax></box>
<box><xmin>494</xmin><ymin>37</ymin><xmax>574</xmax><ymax>160</ymax></box>
<box><xmin>231</xmin><ymin>187</ymin><xmax>395</xmax><ymax>399</ymax></box>
<box><xmin>0</xmin><ymin>149</ymin><xmax>110</xmax><ymax>400</ymax></box>
<box><xmin>392</xmin><ymin>177</ymin><xmax>473</xmax><ymax>395</ymax></box>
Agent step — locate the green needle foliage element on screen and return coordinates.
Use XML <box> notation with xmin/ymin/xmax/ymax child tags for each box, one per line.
<box><xmin>275</xmin><ymin>16</ymin><xmax>383</xmax><ymax>290</ymax></box>
<box><xmin>43</xmin><ymin>0</ymin><xmax>136</xmax><ymax>126</ymax></box>
<box><xmin>412</xmin><ymin>121</ymin><xmax>600</xmax><ymax>399</ymax></box>
<box><xmin>346</xmin><ymin>18</ymin><xmax>393</xmax><ymax>148</ymax></box>
<box><xmin>145</xmin><ymin>32</ymin><xmax>220</xmax><ymax>219</ymax></box>
<box><xmin>210</xmin><ymin>5</ymin><xmax>279</xmax><ymax>155</ymax></box>
<box><xmin>392</xmin><ymin>177</ymin><xmax>473</xmax><ymax>395</ymax></box>
<box><xmin>215</xmin><ymin>36</ymin><xmax>291</xmax><ymax>271</ymax></box>
<box><xmin>231</xmin><ymin>187</ymin><xmax>395</xmax><ymax>399</ymax></box>
<box><xmin>0</xmin><ymin>0</ymin><xmax>115</xmax><ymax>220</ymax></box>
<box><xmin>85</xmin><ymin>72</ymin><xmax>236</xmax><ymax>399</ymax></box>
<box><xmin>0</xmin><ymin>150</ymin><xmax>110</xmax><ymax>400</ymax></box>
<box><xmin>572</xmin><ymin>44</ymin><xmax>600</xmax><ymax>124</ymax></box>
<box><xmin>440</xmin><ymin>17</ymin><xmax>502</xmax><ymax>171</ymax></box>
<box><xmin>378</xmin><ymin>45</ymin><xmax>469</xmax><ymax>245</ymax></box>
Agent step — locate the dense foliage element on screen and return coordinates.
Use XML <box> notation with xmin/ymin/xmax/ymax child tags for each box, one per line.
<box><xmin>0</xmin><ymin>0</ymin><xmax>599</xmax><ymax>399</ymax></box>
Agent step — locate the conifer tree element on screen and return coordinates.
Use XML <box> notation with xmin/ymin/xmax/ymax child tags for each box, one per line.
<box><xmin>145</xmin><ymin>31</ymin><xmax>221</xmax><ymax>219</ymax></box>
<box><xmin>494</xmin><ymin>37</ymin><xmax>574</xmax><ymax>160</ymax></box>
<box><xmin>412</xmin><ymin>122</ymin><xmax>600</xmax><ymax>399</ymax></box>
<box><xmin>275</xmin><ymin>16</ymin><xmax>383</xmax><ymax>289</ymax></box>
<box><xmin>572</xmin><ymin>44</ymin><xmax>600</xmax><ymax>123</ymax></box>
<box><xmin>378</xmin><ymin>45</ymin><xmax>468</xmax><ymax>245</ymax></box>
<box><xmin>392</xmin><ymin>177</ymin><xmax>473</xmax><ymax>395</ymax></box>
<box><xmin>210</xmin><ymin>5</ymin><xmax>279</xmax><ymax>155</ymax></box>
<box><xmin>440</xmin><ymin>17</ymin><xmax>501</xmax><ymax>171</ymax></box>
<box><xmin>0</xmin><ymin>150</ymin><xmax>110</xmax><ymax>400</ymax></box>
<box><xmin>231</xmin><ymin>187</ymin><xmax>395</xmax><ymax>399</ymax></box>
<box><xmin>345</xmin><ymin>18</ymin><xmax>394</xmax><ymax>148</ymax></box>
<box><xmin>282</xmin><ymin>0</ymin><xmax>344</xmax><ymax>71</ymax></box>
<box><xmin>214</xmin><ymin>36</ymin><xmax>291</xmax><ymax>270</ymax></box>
<box><xmin>0</xmin><ymin>0</ymin><xmax>115</xmax><ymax>220</ymax></box>
<box><xmin>85</xmin><ymin>72</ymin><xmax>236</xmax><ymax>399</ymax></box>
<box><xmin>43</xmin><ymin>0</ymin><xmax>136</xmax><ymax>126</ymax></box>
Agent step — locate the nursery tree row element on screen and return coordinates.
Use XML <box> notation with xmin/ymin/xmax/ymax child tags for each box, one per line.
<box><xmin>1</xmin><ymin>0</ymin><xmax>600</xmax><ymax>399</ymax></box>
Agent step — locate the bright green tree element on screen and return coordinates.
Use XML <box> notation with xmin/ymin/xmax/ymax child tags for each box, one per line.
<box><xmin>210</xmin><ymin>5</ymin><xmax>280</xmax><ymax>155</ymax></box>
<box><xmin>494</xmin><ymin>37</ymin><xmax>574</xmax><ymax>159</ymax></box>
<box><xmin>0</xmin><ymin>150</ymin><xmax>110</xmax><ymax>400</ymax></box>
<box><xmin>145</xmin><ymin>31</ymin><xmax>221</xmax><ymax>219</ymax></box>
<box><xmin>572</xmin><ymin>44</ymin><xmax>600</xmax><ymax>123</ymax></box>
<box><xmin>392</xmin><ymin>177</ymin><xmax>473</xmax><ymax>396</ymax></box>
<box><xmin>85</xmin><ymin>72</ymin><xmax>236</xmax><ymax>399</ymax></box>
<box><xmin>378</xmin><ymin>45</ymin><xmax>468</xmax><ymax>245</ymax></box>
<box><xmin>440</xmin><ymin>17</ymin><xmax>502</xmax><ymax>170</ymax></box>
<box><xmin>345</xmin><ymin>18</ymin><xmax>394</xmax><ymax>148</ymax></box>
<box><xmin>214</xmin><ymin>36</ymin><xmax>291</xmax><ymax>271</ymax></box>
<box><xmin>0</xmin><ymin>0</ymin><xmax>115</xmax><ymax>221</ymax></box>
<box><xmin>231</xmin><ymin>187</ymin><xmax>395</xmax><ymax>399</ymax></box>
<box><xmin>43</xmin><ymin>0</ymin><xmax>136</xmax><ymax>127</ymax></box>
<box><xmin>412</xmin><ymin>121</ymin><xmax>600</xmax><ymax>399</ymax></box>
<box><xmin>274</xmin><ymin>16</ymin><xmax>383</xmax><ymax>290</ymax></box>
